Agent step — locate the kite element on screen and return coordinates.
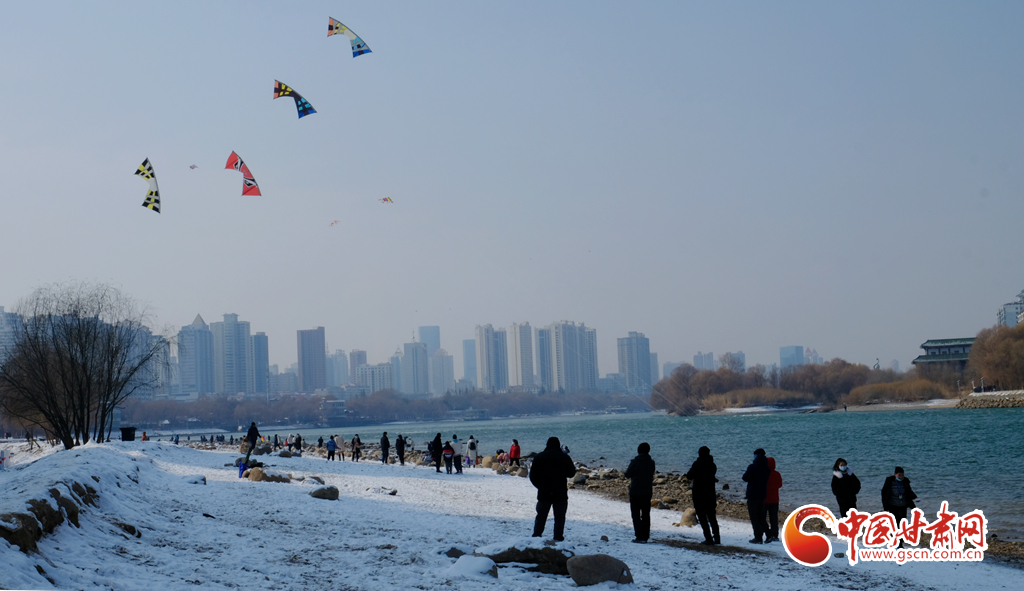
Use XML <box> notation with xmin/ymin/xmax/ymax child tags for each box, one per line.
<box><xmin>189</xmin><ymin>164</ymin><xmax>198</xmax><ymax>170</ymax></box>
<box><xmin>330</xmin><ymin>220</ymin><xmax>340</xmax><ymax>226</ymax></box>
<box><xmin>379</xmin><ymin>197</ymin><xmax>394</xmax><ymax>203</ymax></box>
<box><xmin>135</xmin><ymin>158</ymin><xmax>160</xmax><ymax>213</ymax></box>
<box><xmin>328</xmin><ymin>18</ymin><xmax>371</xmax><ymax>57</ymax></box>
<box><xmin>224</xmin><ymin>152</ymin><xmax>261</xmax><ymax>196</ymax></box>
<box><xmin>274</xmin><ymin>81</ymin><xmax>316</xmax><ymax>119</ymax></box>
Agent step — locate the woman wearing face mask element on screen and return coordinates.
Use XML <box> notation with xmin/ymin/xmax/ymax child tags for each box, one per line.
<box><xmin>831</xmin><ymin>458</ymin><xmax>861</xmax><ymax>518</ymax></box>
<box><xmin>881</xmin><ymin>467</ymin><xmax>918</xmax><ymax>528</ymax></box>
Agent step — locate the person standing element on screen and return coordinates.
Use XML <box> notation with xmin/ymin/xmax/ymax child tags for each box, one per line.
<box><xmin>742</xmin><ymin>448</ymin><xmax>770</xmax><ymax>544</ymax></box>
<box><xmin>509</xmin><ymin>439</ymin><xmax>521</xmax><ymax>468</ymax></box>
<box><xmin>336</xmin><ymin>435</ymin><xmax>347</xmax><ymax>461</ymax></box>
<box><xmin>432</xmin><ymin>433</ymin><xmax>443</xmax><ymax>473</ymax></box>
<box><xmin>380</xmin><ymin>432</ymin><xmax>391</xmax><ymax>464</ymax></box>
<box><xmin>624</xmin><ymin>442</ymin><xmax>656</xmax><ymax>543</ymax></box>
<box><xmin>763</xmin><ymin>457</ymin><xmax>783</xmax><ymax>542</ymax></box>
<box><xmin>451</xmin><ymin>435</ymin><xmax>464</xmax><ymax>474</ymax></box>
<box><xmin>442</xmin><ymin>441</ymin><xmax>455</xmax><ymax>474</ymax></box>
<box><xmin>686</xmin><ymin>446</ymin><xmax>720</xmax><ymax>545</ymax></box>
<box><xmin>529</xmin><ymin>436</ymin><xmax>577</xmax><ymax>542</ymax></box>
<box><xmin>395</xmin><ymin>434</ymin><xmax>406</xmax><ymax>466</ymax></box>
<box><xmin>294</xmin><ymin>433</ymin><xmax>303</xmax><ymax>455</ymax></box>
<box><xmin>831</xmin><ymin>458</ymin><xmax>861</xmax><ymax>517</ymax></box>
<box><xmin>467</xmin><ymin>436</ymin><xmax>479</xmax><ymax>468</ymax></box>
<box><xmin>273</xmin><ymin>434</ymin><xmax>280</xmax><ymax>450</ymax></box>
<box><xmin>326</xmin><ymin>436</ymin><xmax>337</xmax><ymax>461</ymax></box>
<box><xmin>881</xmin><ymin>466</ymin><xmax>918</xmax><ymax>529</ymax></box>
<box><xmin>244</xmin><ymin>422</ymin><xmax>260</xmax><ymax>465</ymax></box>
<box><xmin>318</xmin><ymin>436</ymin><xmax>324</xmax><ymax>449</ymax></box>
<box><xmin>351</xmin><ymin>434</ymin><xmax>361</xmax><ymax>462</ymax></box>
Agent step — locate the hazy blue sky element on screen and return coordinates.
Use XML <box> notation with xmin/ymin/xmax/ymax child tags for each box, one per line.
<box><xmin>2</xmin><ymin>2</ymin><xmax>1022</xmax><ymax>375</ymax></box>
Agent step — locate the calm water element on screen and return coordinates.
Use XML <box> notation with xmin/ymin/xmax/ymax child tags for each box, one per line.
<box><xmin>265</xmin><ymin>408</ymin><xmax>1024</xmax><ymax>540</ymax></box>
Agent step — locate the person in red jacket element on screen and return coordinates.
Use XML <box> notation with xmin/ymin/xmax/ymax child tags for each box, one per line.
<box><xmin>509</xmin><ymin>439</ymin><xmax>522</xmax><ymax>468</ymax></box>
<box><xmin>763</xmin><ymin>457</ymin><xmax>783</xmax><ymax>542</ymax></box>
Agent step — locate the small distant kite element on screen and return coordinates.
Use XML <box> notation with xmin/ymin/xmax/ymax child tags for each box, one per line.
<box><xmin>189</xmin><ymin>164</ymin><xmax>198</xmax><ymax>170</ymax></box>
<box><xmin>379</xmin><ymin>197</ymin><xmax>394</xmax><ymax>203</ymax></box>
<box><xmin>135</xmin><ymin>158</ymin><xmax>160</xmax><ymax>213</ymax></box>
<box><xmin>330</xmin><ymin>220</ymin><xmax>340</xmax><ymax>226</ymax></box>
<box><xmin>328</xmin><ymin>18</ymin><xmax>371</xmax><ymax>57</ymax></box>
<box><xmin>273</xmin><ymin>80</ymin><xmax>316</xmax><ymax>119</ymax></box>
<box><xmin>224</xmin><ymin>152</ymin><xmax>261</xmax><ymax>196</ymax></box>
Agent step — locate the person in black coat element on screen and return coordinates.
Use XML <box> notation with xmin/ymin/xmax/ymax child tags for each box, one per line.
<box><xmin>432</xmin><ymin>433</ymin><xmax>443</xmax><ymax>473</ymax></box>
<box><xmin>686</xmin><ymin>446</ymin><xmax>720</xmax><ymax>545</ymax></box>
<box><xmin>244</xmin><ymin>422</ymin><xmax>259</xmax><ymax>464</ymax></box>
<box><xmin>380</xmin><ymin>432</ymin><xmax>391</xmax><ymax>465</ymax></box>
<box><xmin>881</xmin><ymin>466</ymin><xmax>918</xmax><ymax>528</ymax></box>
<box><xmin>742</xmin><ymin>448</ymin><xmax>770</xmax><ymax>544</ymax></box>
<box><xmin>529</xmin><ymin>437</ymin><xmax>577</xmax><ymax>541</ymax></box>
<box><xmin>395</xmin><ymin>435</ymin><xmax>406</xmax><ymax>466</ymax></box>
<box><xmin>831</xmin><ymin>458</ymin><xmax>861</xmax><ymax>517</ymax></box>
<box><xmin>624</xmin><ymin>442</ymin><xmax>656</xmax><ymax>543</ymax></box>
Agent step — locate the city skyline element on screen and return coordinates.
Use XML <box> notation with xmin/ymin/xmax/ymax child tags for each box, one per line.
<box><xmin>1</xmin><ymin>4</ymin><xmax>1022</xmax><ymax>382</ymax></box>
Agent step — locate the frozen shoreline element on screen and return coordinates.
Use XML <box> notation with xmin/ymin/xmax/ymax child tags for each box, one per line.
<box><xmin>0</xmin><ymin>441</ymin><xmax>1018</xmax><ymax>590</ymax></box>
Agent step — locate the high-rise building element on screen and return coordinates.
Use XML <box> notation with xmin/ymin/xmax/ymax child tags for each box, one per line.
<box><xmin>510</xmin><ymin>322</ymin><xmax>534</xmax><ymax>388</ymax></box>
<box><xmin>475</xmin><ymin>324</ymin><xmax>509</xmax><ymax>392</ymax></box>
<box><xmin>693</xmin><ymin>351</ymin><xmax>714</xmax><ymax>371</ymax></box>
<box><xmin>356</xmin><ymin>363</ymin><xmax>393</xmax><ymax>393</ymax></box>
<box><xmin>545</xmin><ymin>321</ymin><xmax>598</xmax><ymax>393</ymax></box>
<box><xmin>537</xmin><ymin>328</ymin><xmax>553</xmax><ymax>392</ymax></box>
<box><xmin>430</xmin><ymin>349</ymin><xmax>456</xmax><ymax>395</ymax></box>
<box><xmin>402</xmin><ymin>341</ymin><xmax>429</xmax><ymax>395</ymax></box>
<box><xmin>418</xmin><ymin>326</ymin><xmax>441</xmax><ymax>357</ymax></box>
<box><xmin>250</xmin><ymin>332</ymin><xmax>269</xmax><ymax>393</ymax></box>
<box><xmin>349</xmin><ymin>350</ymin><xmax>367</xmax><ymax>384</ymax></box>
<box><xmin>891</xmin><ymin>359</ymin><xmax>900</xmax><ymax>373</ymax></box>
<box><xmin>663</xmin><ymin>362</ymin><xmax>681</xmax><ymax>378</ymax></box>
<box><xmin>297</xmin><ymin>327</ymin><xmax>327</xmax><ymax>392</ymax></box>
<box><xmin>617</xmin><ymin>331</ymin><xmax>653</xmax><ymax>394</ymax></box>
<box><xmin>780</xmin><ymin>346</ymin><xmax>804</xmax><ymax>369</ymax></box>
<box><xmin>650</xmin><ymin>352</ymin><xmax>659</xmax><ymax>384</ymax></box>
<box><xmin>329</xmin><ymin>350</ymin><xmax>349</xmax><ymax>385</ymax></box>
<box><xmin>462</xmin><ymin>339</ymin><xmax>477</xmax><ymax>387</ymax></box>
<box><xmin>177</xmin><ymin>314</ymin><xmax>215</xmax><ymax>397</ymax></box>
<box><xmin>0</xmin><ymin>306</ymin><xmax>22</xmax><ymax>363</ymax></box>
<box><xmin>389</xmin><ymin>348</ymin><xmax>403</xmax><ymax>392</ymax></box>
<box><xmin>722</xmin><ymin>351</ymin><xmax>746</xmax><ymax>372</ymax></box>
<box><xmin>211</xmin><ymin>313</ymin><xmax>252</xmax><ymax>395</ymax></box>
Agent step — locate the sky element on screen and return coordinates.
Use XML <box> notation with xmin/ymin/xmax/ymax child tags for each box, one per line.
<box><xmin>1</xmin><ymin>2</ymin><xmax>1023</xmax><ymax>376</ymax></box>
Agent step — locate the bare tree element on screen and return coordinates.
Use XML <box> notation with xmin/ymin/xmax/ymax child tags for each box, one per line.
<box><xmin>0</xmin><ymin>283</ymin><xmax>170</xmax><ymax>449</ymax></box>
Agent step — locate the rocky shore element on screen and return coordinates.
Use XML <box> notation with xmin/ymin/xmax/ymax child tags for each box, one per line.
<box><xmin>956</xmin><ymin>392</ymin><xmax>1024</xmax><ymax>409</ymax></box>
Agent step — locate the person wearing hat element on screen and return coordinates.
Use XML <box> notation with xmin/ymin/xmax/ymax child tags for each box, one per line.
<box><xmin>742</xmin><ymin>448</ymin><xmax>770</xmax><ymax>544</ymax></box>
<box><xmin>881</xmin><ymin>466</ymin><xmax>918</xmax><ymax>534</ymax></box>
<box><xmin>529</xmin><ymin>436</ymin><xmax>577</xmax><ymax>541</ymax></box>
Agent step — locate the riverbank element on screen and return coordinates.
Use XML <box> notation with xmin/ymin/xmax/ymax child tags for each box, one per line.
<box><xmin>2</xmin><ymin>441</ymin><xmax>1021</xmax><ymax>590</ymax></box>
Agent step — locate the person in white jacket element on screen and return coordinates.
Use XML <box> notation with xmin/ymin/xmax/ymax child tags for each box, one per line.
<box><xmin>450</xmin><ymin>435</ymin><xmax>464</xmax><ymax>474</ymax></box>
<box><xmin>466</xmin><ymin>436</ymin><xmax>479</xmax><ymax>468</ymax></box>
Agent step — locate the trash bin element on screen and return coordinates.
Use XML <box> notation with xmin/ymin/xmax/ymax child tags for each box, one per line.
<box><xmin>120</xmin><ymin>427</ymin><xmax>137</xmax><ymax>442</ymax></box>
<box><xmin>238</xmin><ymin>463</ymin><xmax>248</xmax><ymax>478</ymax></box>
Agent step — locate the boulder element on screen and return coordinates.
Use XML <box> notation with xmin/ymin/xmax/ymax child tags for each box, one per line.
<box><xmin>309</xmin><ymin>486</ymin><xmax>340</xmax><ymax>501</ymax></box>
<box><xmin>444</xmin><ymin>547</ymin><xmax>467</xmax><ymax>558</ymax></box>
<box><xmin>566</xmin><ymin>554</ymin><xmax>633</xmax><ymax>586</ymax></box>
<box><xmin>247</xmin><ymin>467</ymin><xmax>291</xmax><ymax>483</ymax></box>
<box><xmin>494</xmin><ymin>464</ymin><xmax>507</xmax><ymax>475</ymax></box>
<box><xmin>48</xmin><ymin>489</ymin><xmax>80</xmax><ymax>528</ymax></box>
<box><xmin>572</xmin><ymin>474</ymin><xmax>588</xmax><ymax>485</ymax></box>
<box><xmin>678</xmin><ymin>507</ymin><xmax>698</xmax><ymax>526</ymax></box>
<box><xmin>252</xmin><ymin>444</ymin><xmax>271</xmax><ymax>456</ymax></box>
<box><xmin>308</xmin><ymin>476</ymin><xmax>325</xmax><ymax>485</ymax></box>
<box><xmin>27</xmin><ymin>499</ymin><xmax>63</xmax><ymax>535</ymax></box>
<box><xmin>481</xmin><ymin>456</ymin><xmax>495</xmax><ymax>468</ymax></box>
<box><xmin>516</xmin><ymin>468</ymin><xmax>529</xmax><ymax>478</ymax></box>
<box><xmin>0</xmin><ymin>512</ymin><xmax>43</xmax><ymax>554</ymax></box>
<box><xmin>278</xmin><ymin>450</ymin><xmax>292</xmax><ymax>458</ymax></box>
<box><xmin>486</xmin><ymin>546</ymin><xmax>573</xmax><ymax>575</ymax></box>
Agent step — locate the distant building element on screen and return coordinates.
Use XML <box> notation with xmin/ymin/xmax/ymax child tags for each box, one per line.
<box><xmin>475</xmin><ymin>324</ymin><xmax>509</xmax><ymax>393</ymax></box>
<box><xmin>804</xmin><ymin>348</ymin><xmax>822</xmax><ymax>365</ymax></box>
<box><xmin>390</xmin><ymin>348</ymin><xmax>403</xmax><ymax>393</ymax></box>
<box><xmin>250</xmin><ymin>332</ymin><xmax>269</xmax><ymax>393</ymax></box>
<box><xmin>650</xmin><ymin>352</ymin><xmax>659</xmax><ymax>384</ymax></box>
<box><xmin>537</xmin><ymin>327</ymin><xmax>553</xmax><ymax>391</ymax></box>
<box><xmin>663</xmin><ymin>362</ymin><xmax>681</xmax><ymax>378</ymax></box>
<box><xmin>177</xmin><ymin>314</ymin><xmax>215</xmax><ymax>397</ymax></box>
<box><xmin>349</xmin><ymin>350</ymin><xmax>367</xmax><ymax>385</ymax></box>
<box><xmin>998</xmin><ymin>300</ymin><xmax>1024</xmax><ymax>327</ymax></box>
<box><xmin>0</xmin><ymin>306</ymin><xmax>22</xmax><ymax>363</ymax></box>
<box><xmin>693</xmin><ymin>351</ymin><xmax>714</xmax><ymax>371</ymax></box>
<box><xmin>462</xmin><ymin>339</ymin><xmax>477</xmax><ymax>387</ymax></box>
<box><xmin>402</xmin><ymin>341</ymin><xmax>429</xmax><ymax>395</ymax></box>
<box><xmin>328</xmin><ymin>349</ymin><xmax>349</xmax><ymax>385</ymax></box>
<box><xmin>617</xmin><ymin>331</ymin><xmax>652</xmax><ymax>394</ymax></box>
<box><xmin>721</xmin><ymin>351</ymin><xmax>746</xmax><ymax>372</ymax></box>
<box><xmin>510</xmin><ymin>322</ymin><xmax>534</xmax><ymax>388</ymax></box>
<box><xmin>211</xmin><ymin>313</ymin><xmax>252</xmax><ymax>395</ymax></box>
<box><xmin>430</xmin><ymin>349</ymin><xmax>456</xmax><ymax>395</ymax></box>
<box><xmin>891</xmin><ymin>359</ymin><xmax>900</xmax><ymax>373</ymax></box>
<box><xmin>912</xmin><ymin>338</ymin><xmax>974</xmax><ymax>375</ymax></box>
<box><xmin>598</xmin><ymin>372</ymin><xmax>627</xmax><ymax>393</ymax></box>
<box><xmin>296</xmin><ymin>327</ymin><xmax>327</xmax><ymax>393</ymax></box>
<box><xmin>270</xmin><ymin>371</ymin><xmax>298</xmax><ymax>393</ymax></box>
<box><xmin>545</xmin><ymin>321</ymin><xmax>598</xmax><ymax>393</ymax></box>
<box><xmin>356</xmin><ymin>362</ymin><xmax>393</xmax><ymax>393</ymax></box>
<box><xmin>418</xmin><ymin>326</ymin><xmax>441</xmax><ymax>357</ymax></box>
<box><xmin>780</xmin><ymin>346</ymin><xmax>804</xmax><ymax>369</ymax></box>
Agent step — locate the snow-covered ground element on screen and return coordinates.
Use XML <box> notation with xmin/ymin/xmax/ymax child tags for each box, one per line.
<box><xmin>0</xmin><ymin>441</ymin><xmax>1018</xmax><ymax>591</ymax></box>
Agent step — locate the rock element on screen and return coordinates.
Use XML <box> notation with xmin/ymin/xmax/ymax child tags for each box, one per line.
<box><xmin>248</xmin><ymin>467</ymin><xmax>290</xmax><ymax>483</ymax></box>
<box><xmin>444</xmin><ymin>547</ymin><xmax>466</xmax><ymax>558</ymax></box>
<box><xmin>241</xmin><ymin>469</ymin><xmax>251</xmax><ymax>479</ymax></box>
<box><xmin>572</xmin><ymin>474</ymin><xmax>588</xmax><ymax>485</ymax></box>
<box><xmin>71</xmin><ymin>482</ymin><xmax>98</xmax><ymax>507</ymax></box>
<box><xmin>662</xmin><ymin>497</ymin><xmax>678</xmax><ymax>505</ymax></box>
<box><xmin>481</xmin><ymin>456</ymin><xmax>495</xmax><ymax>468</ymax></box>
<box><xmin>0</xmin><ymin>512</ymin><xmax>43</xmax><ymax>554</ymax></box>
<box><xmin>516</xmin><ymin>468</ymin><xmax>528</xmax><ymax>478</ymax></box>
<box><xmin>494</xmin><ymin>464</ymin><xmax>507</xmax><ymax>475</ymax></box>
<box><xmin>309</xmin><ymin>486</ymin><xmax>340</xmax><ymax>501</ymax></box>
<box><xmin>48</xmin><ymin>489</ymin><xmax>80</xmax><ymax>528</ymax></box>
<box><xmin>252</xmin><ymin>445</ymin><xmax>271</xmax><ymax>456</ymax></box>
<box><xmin>486</xmin><ymin>546</ymin><xmax>573</xmax><ymax>575</ymax></box>
<box><xmin>183</xmin><ymin>475</ymin><xmax>207</xmax><ymax>485</ymax></box>
<box><xmin>678</xmin><ymin>507</ymin><xmax>698</xmax><ymax>526</ymax></box>
<box><xmin>445</xmin><ymin>555</ymin><xmax>498</xmax><ymax>579</ymax></box>
<box><xmin>233</xmin><ymin>457</ymin><xmax>246</xmax><ymax>467</ymax></box>
<box><xmin>566</xmin><ymin>554</ymin><xmax>633</xmax><ymax>586</ymax></box>
<box><xmin>656</xmin><ymin>500</ymin><xmax>670</xmax><ymax>510</ymax></box>
<box><xmin>27</xmin><ymin>499</ymin><xmax>63</xmax><ymax>535</ymax></box>
<box><xmin>649</xmin><ymin>499</ymin><xmax>660</xmax><ymax>508</ymax></box>
<box><xmin>600</xmin><ymin>535</ymin><xmax>609</xmax><ymax>541</ymax></box>
<box><xmin>115</xmin><ymin>521</ymin><xmax>141</xmax><ymax>538</ymax></box>
<box><xmin>722</xmin><ymin>483</ymin><xmax>730</xmax><ymax>490</ymax></box>
<box><xmin>308</xmin><ymin>476</ymin><xmax>325</xmax><ymax>485</ymax></box>
<box><xmin>278</xmin><ymin>450</ymin><xmax>292</xmax><ymax>458</ymax></box>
